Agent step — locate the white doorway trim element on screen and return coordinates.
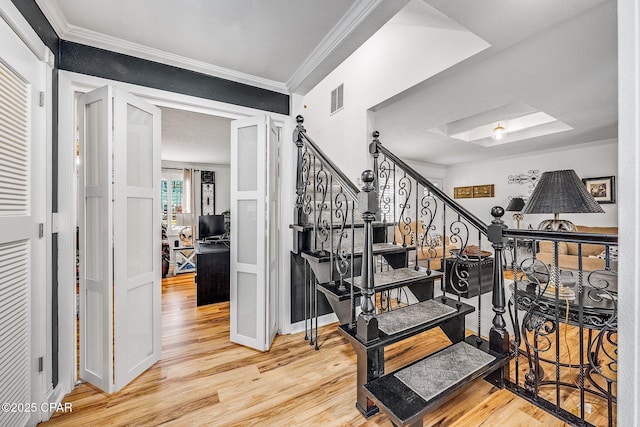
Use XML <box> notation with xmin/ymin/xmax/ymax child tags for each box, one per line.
<box><xmin>57</xmin><ymin>70</ymin><xmax>295</xmax><ymax>395</ymax></box>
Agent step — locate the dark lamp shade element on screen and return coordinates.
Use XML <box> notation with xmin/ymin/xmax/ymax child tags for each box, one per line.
<box><xmin>505</xmin><ymin>197</ymin><xmax>525</xmax><ymax>212</ymax></box>
<box><xmin>521</xmin><ymin>169</ymin><xmax>604</xmax><ymax>214</ymax></box>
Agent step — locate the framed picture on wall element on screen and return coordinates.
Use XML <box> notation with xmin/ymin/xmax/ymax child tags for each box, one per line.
<box><xmin>582</xmin><ymin>176</ymin><xmax>616</xmax><ymax>204</ymax></box>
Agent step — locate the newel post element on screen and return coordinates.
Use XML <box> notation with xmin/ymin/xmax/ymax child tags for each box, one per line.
<box><xmin>293</xmin><ymin>115</ymin><xmax>307</xmax><ymax>225</ymax></box>
<box><xmin>488</xmin><ymin>207</ymin><xmax>510</xmax><ymax>361</ymax></box>
<box><xmin>370</xmin><ymin>131</ymin><xmax>380</xmax><ymax>201</ymax></box>
<box><xmin>356</xmin><ymin>170</ymin><xmax>379</xmax><ymax>344</ymax></box>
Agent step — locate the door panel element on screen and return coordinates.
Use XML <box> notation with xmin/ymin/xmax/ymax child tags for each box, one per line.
<box><xmin>230</xmin><ymin>115</ymin><xmax>279</xmax><ymax>351</ymax></box>
<box><xmin>79</xmin><ymin>86</ymin><xmax>161</xmax><ymax>393</ymax></box>
<box><xmin>78</xmin><ymin>86</ymin><xmax>113</xmax><ymax>393</ymax></box>
<box><xmin>113</xmin><ymin>89</ymin><xmax>161</xmax><ymax>391</ymax></box>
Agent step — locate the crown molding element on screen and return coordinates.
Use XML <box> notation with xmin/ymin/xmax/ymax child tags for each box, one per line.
<box><xmin>35</xmin><ymin>0</ymin><xmax>383</xmax><ymax>95</ymax></box>
<box><xmin>64</xmin><ymin>24</ymin><xmax>289</xmax><ymax>94</ymax></box>
<box><xmin>34</xmin><ymin>0</ymin><xmax>67</xmax><ymax>38</ymax></box>
<box><xmin>286</xmin><ymin>0</ymin><xmax>383</xmax><ymax>93</ymax></box>
<box><xmin>34</xmin><ymin>0</ymin><xmax>288</xmax><ymax>94</ymax></box>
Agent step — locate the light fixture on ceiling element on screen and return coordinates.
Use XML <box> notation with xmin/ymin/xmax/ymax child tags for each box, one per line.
<box><xmin>492</xmin><ymin>123</ymin><xmax>506</xmax><ymax>141</ymax></box>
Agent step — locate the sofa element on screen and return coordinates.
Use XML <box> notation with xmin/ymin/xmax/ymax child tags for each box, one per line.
<box><xmin>394</xmin><ymin>221</ymin><xmax>459</xmax><ymax>271</ymax></box>
<box><xmin>536</xmin><ymin>225</ymin><xmax>618</xmax><ymax>272</ymax></box>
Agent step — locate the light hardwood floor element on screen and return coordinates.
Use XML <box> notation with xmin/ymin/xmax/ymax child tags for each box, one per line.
<box><xmin>43</xmin><ymin>273</ymin><xmax>574</xmax><ymax>426</ymax></box>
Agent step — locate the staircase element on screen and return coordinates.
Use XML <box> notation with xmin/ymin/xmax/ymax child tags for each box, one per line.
<box><xmin>291</xmin><ymin>116</ymin><xmax>511</xmax><ymax>425</ymax></box>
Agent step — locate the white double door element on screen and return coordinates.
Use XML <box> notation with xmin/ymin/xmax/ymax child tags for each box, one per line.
<box><xmin>230</xmin><ymin>115</ymin><xmax>280</xmax><ymax>352</ymax></box>
<box><xmin>78</xmin><ymin>86</ymin><xmax>161</xmax><ymax>393</ymax></box>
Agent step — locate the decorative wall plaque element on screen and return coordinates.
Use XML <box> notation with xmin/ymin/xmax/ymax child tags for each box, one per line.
<box><xmin>454</xmin><ymin>186</ymin><xmax>473</xmax><ymax>199</ymax></box>
<box><xmin>473</xmin><ymin>184</ymin><xmax>495</xmax><ymax>198</ymax></box>
<box><xmin>201</xmin><ymin>171</ymin><xmax>215</xmax><ymax>215</ymax></box>
<box><xmin>454</xmin><ymin>184</ymin><xmax>495</xmax><ymax>199</ymax></box>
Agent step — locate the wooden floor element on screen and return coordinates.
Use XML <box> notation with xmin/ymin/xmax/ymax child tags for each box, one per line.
<box><xmin>43</xmin><ymin>273</ymin><xmax>573</xmax><ymax>427</ymax></box>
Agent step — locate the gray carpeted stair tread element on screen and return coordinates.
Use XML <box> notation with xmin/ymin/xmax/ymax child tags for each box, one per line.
<box><xmin>364</xmin><ymin>337</ymin><xmax>508</xmax><ymax>426</ymax></box>
<box><xmin>376</xmin><ymin>299</ymin><xmax>456</xmax><ymax>335</ymax></box>
<box><xmin>346</xmin><ymin>267</ymin><xmax>428</xmax><ymax>289</ymax></box>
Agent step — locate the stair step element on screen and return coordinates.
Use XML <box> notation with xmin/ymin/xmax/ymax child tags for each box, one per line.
<box><xmin>345</xmin><ymin>267</ymin><xmax>430</xmax><ymax>292</ymax></box>
<box><xmin>338</xmin><ymin>297</ymin><xmax>474</xmax><ymax>349</ymax></box>
<box><xmin>302</xmin><ymin>242</ymin><xmax>412</xmax><ymax>264</ymax></box>
<box><xmin>317</xmin><ymin>281</ymin><xmax>359</xmax><ymax>302</ymax></box>
<box><xmin>364</xmin><ymin>337</ymin><xmax>509</xmax><ymax>426</ymax></box>
<box><xmin>377</xmin><ymin>299</ymin><xmax>456</xmax><ymax>336</ymax></box>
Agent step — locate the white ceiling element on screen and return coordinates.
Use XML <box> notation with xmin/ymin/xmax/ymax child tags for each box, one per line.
<box><xmin>38</xmin><ymin>0</ymin><xmax>618</xmax><ymax>166</ymax></box>
<box><xmin>36</xmin><ymin>0</ymin><xmax>409</xmax><ymax>93</ymax></box>
<box><xmin>160</xmin><ymin>107</ymin><xmax>231</xmax><ymax>164</ymax></box>
<box><xmin>374</xmin><ymin>0</ymin><xmax>617</xmax><ymax>166</ymax></box>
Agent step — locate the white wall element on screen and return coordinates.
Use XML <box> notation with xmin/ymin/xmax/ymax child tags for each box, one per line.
<box><xmin>617</xmin><ymin>0</ymin><xmax>640</xmax><ymax>424</ymax></box>
<box><xmin>445</xmin><ymin>140</ymin><xmax>619</xmax><ymax>228</ymax></box>
<box><xmin>300</xmin><ymin>0</ymin><xmax>489</xmax><ymax>183</ymax></box>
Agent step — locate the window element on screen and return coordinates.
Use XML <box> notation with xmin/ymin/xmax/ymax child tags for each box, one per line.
<box><xmin>161</xmin><ymin>170</ymin><xmax>184</xmax><ymax>233</ymax></box>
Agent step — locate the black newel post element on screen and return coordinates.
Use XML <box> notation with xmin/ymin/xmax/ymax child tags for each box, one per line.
<box><xmin>293</xmin><ymin>115</ymin><xmax>307</xmax><ymax>226</ymax></box>
<box><xmin>487</xmin><ymin>206</ymin><xmax>510</xmax><ymax>382</ymax></box>
<box><xmin>356</xmin><ymin>170</ymin><xmax>379</xmax><ymax>344</ymax></box>
<box><xmin>370</xmin><ymin>131</ymin><xmax>380</xmax><ymax>204</ymax></box>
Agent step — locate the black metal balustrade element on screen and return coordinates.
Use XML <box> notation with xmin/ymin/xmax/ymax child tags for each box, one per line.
<box><xmin>293</xmin><ymin>115</ymin><xmax>361</xmax><ymax>349</ymax></box>
<box><xmin>370</xmin><ymin>132</ymin><xmax>499</xmax><ymax>340</ymax></box>
<box><xmin>504</xmin><ymin>228</ymin><xmax>618</xmax><ymax>427</ymax></box>
<box><xmin>292</xmin><ymin>123</ymin><xmax>618</xmax><ymax>426</ymax></box>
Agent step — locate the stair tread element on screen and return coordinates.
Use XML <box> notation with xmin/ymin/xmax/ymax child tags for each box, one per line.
<box><xmin>365</xmin><ymin>337</ymin><xmax>509</xmax><ymax>426</ymax></box>
<box><xmin>301</xmin><ymin>242</ymin><xmax>412</xmax><ymax>263</ymax></box>
<box><xmin>346</xmin><ymin>267</ymin><xmax>428</xmax><ymax>289</ymax></box>
<box><xmin>317</xmin><ymin>281</ymin><xmax>359</xmax><ymax>301</ymax></box>
<box><xmin>337</xmin><ymin>297</ymin><xmax>474</xmax><ymax>350</ymax></box>
<box><xmin>377</xmin><ymin>299</ymin><xmax>456</xmax><ymax>336</ymax></box>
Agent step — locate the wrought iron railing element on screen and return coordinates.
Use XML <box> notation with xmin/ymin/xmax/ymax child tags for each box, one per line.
<box><xmin>293</xmin><ymin>116</ymin><xmax>361</xmax><ymax>349</ymax></box>
<box><xmin>504</xmin><ymin>228</ymin><xmax>618</xmax><ymax>427</ymax></box>
<box><xmin>370</xmin><ymin>132</ymin><xmax>499</xmax><ymax>340</ymax></box>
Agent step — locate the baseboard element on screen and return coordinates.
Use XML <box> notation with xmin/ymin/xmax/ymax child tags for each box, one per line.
<box><xmin>287</xmin><ymin>312</ymin><xmax>338</xmax><ymax>335</ymax></box>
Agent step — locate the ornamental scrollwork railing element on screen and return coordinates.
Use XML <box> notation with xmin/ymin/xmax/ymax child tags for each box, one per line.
<box><xmin>369</xmin><ymin>132</ymin><xmax>501</xmax><ymax>348</ymax></box>
<box><xmin>294</xmin><ymin>116</ymin><xmax>361</xmax><ymax>349</ymax></box>
<box><xmin>505</xmin><ymin>229</ymin><xmax>618</xmax><ymax>427</ymax></box>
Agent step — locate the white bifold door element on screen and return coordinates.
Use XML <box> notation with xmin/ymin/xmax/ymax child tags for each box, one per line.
<box><xmin>78</xmin><ymin>85</ymin><xmax>161</xmax><ymax>393</ymax></box>
<box><xmin>230</xmin><ymin>115</ymin><xmax>279</xmax><ymax>351</ymax></box>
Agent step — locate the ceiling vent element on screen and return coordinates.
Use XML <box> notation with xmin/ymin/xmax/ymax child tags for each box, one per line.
<box><xmin>330</xmin><ymin>84</ymin><xmax>344</xmax><ymax>114</ymax></box>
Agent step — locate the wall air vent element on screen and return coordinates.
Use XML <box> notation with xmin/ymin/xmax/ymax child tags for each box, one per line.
<box><xmin>330</xmin><ymin>84</ymin><xmax>344</xmax><ymax>114</ymax></box>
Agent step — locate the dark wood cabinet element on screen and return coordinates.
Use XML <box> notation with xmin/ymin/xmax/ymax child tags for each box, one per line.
<box><xmin>195</xmin><ymin>241</ymin><xmax>230</xmax><ymax>306</ymax></box>
<box><xmin>443</xmin><ymin>257</ymin><xmax>493</xmax><ymax>298</ymax></box>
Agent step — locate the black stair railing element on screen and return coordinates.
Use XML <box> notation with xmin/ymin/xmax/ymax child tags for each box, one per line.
<box><xmin>293</xmin><ymin>115</ymin><xmax>361</xmax><ymax>349</ymax></box>
<box><xmin>503</xmin><ymin>228</ymin><xmax>618</xmax><ymax>427</ymax></box>
<box><xmin>369</xmin><ymin>132</ymin><xmax>506</xmax><ymax>347</ymax></box>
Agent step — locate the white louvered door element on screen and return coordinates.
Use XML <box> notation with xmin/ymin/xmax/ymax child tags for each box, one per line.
<box><xmin>0</xmin><ymin>12</ymin><xmax>47</xmax><ymax>427</ymax></box>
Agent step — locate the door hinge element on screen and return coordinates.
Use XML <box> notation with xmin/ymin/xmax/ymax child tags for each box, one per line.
<box><xmin>39</xmin><ymin>91</ymin><xmax>45</xmax><ymax>107</ymax></box>
<box><xmin>38</xmin><ymin>357</ymin><xmax>43</xmax><ymax>372</ymax></box>
<box><xmin>39</xmin><ymin>223</ymin><xmax>44</xmax><ymax>238</ymax></box>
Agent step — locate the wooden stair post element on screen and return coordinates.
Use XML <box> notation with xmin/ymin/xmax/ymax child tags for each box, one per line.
<box><xmin>487</xmin><ymin>206</ymin><xmax>510</xmax><ymax>385</ymax></box>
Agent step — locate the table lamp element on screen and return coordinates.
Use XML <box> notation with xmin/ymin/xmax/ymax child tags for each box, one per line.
<box><xmin>521</xmin><ymin>169</ymin><xmax>604</xmax><ymax>231</ymax></box>
<box><xmin>505</xmin><ymin>197</ymin><xmax>526</xmax><ymax>229</ymax></box>
<box><xmin>521</xmin><ymin>169</ymin><xmax>602</xmax><ymax>300</ymax></box>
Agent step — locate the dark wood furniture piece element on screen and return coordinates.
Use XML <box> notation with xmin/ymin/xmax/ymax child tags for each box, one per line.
<box><xmin>195</xmin><ymin>241</ymin><xmax>230</xmax><ymax>306</ymax></box>
<box><xmin>443</xmin><ymin>256</ymin><xmax>493</xmax><ymax>298</ymax></box>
